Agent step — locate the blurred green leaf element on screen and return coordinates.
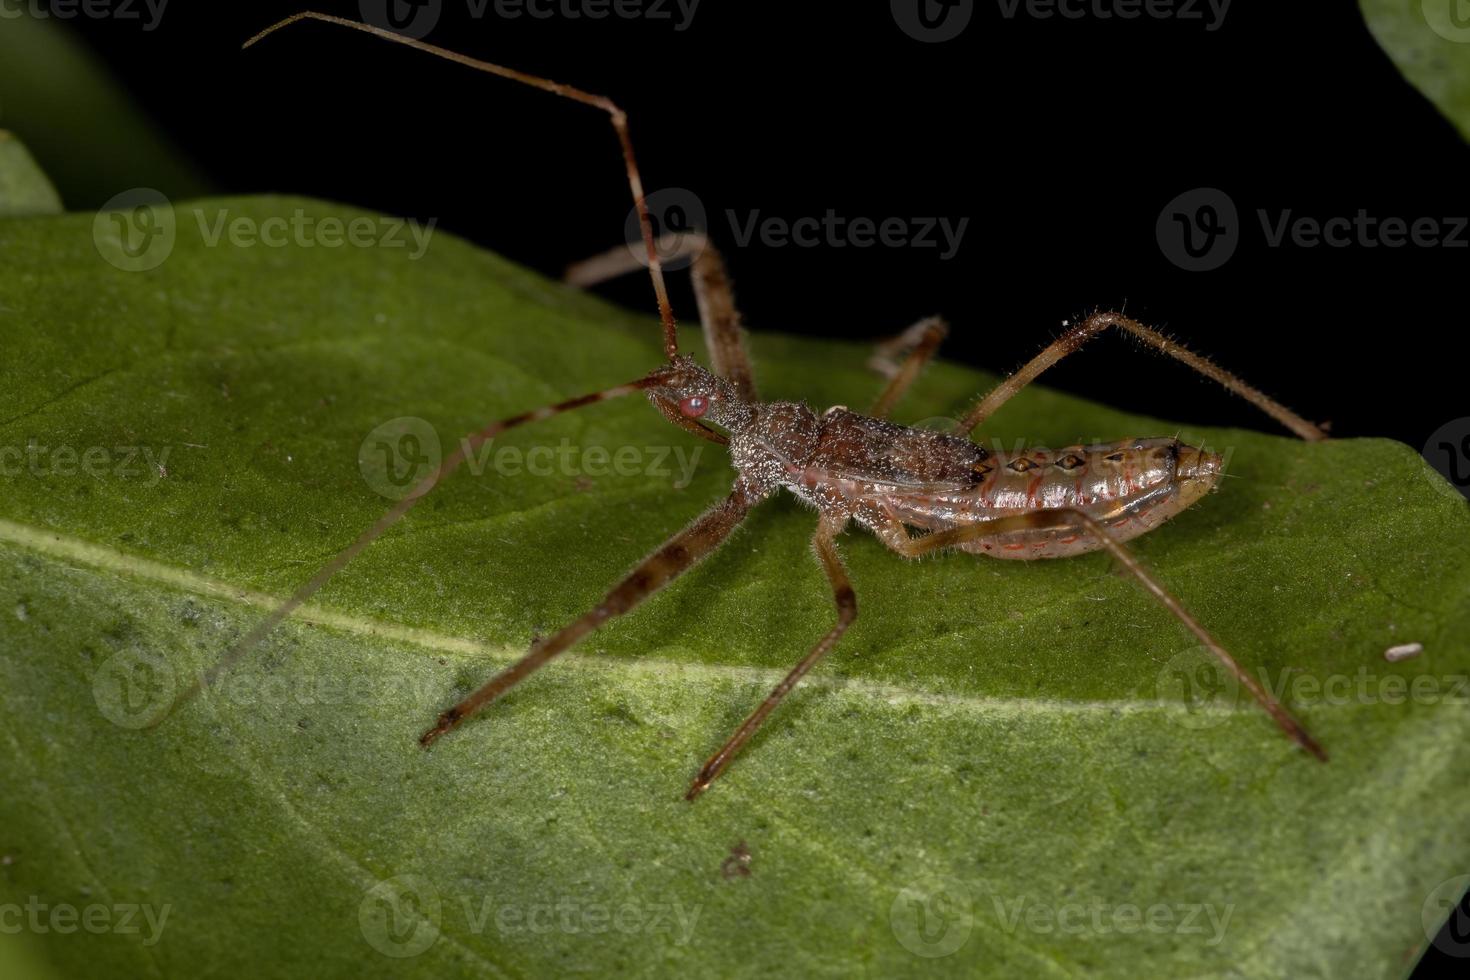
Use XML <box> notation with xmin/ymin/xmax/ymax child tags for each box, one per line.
<box><xmin>0</xmin><ymin>132</ymin><xmax>61</xmax><ymax>216</ymax></box>
<box><xmin>1362</xmin><ymin>0</ymin><xmax>1470</xmax><ymax>140</ymax></box>
<box><xmin>0</xmin><ymin>13</ymin><xmax>207</xmax><ymax>207</ymax></box>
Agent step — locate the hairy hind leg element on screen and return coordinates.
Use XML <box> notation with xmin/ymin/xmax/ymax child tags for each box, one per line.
<box><xmin>685</xmin><ymin>510</ymin><xmax>857</xmax><ymax>800</ymax></box>
<box><xmin>959</xmin><ymin>311</ymin><xmax>1327</xmax><ymax>441</ymax></box>
<box><xmin>873</xmin><ymin>510</ymin><xmax>1327</xmax><ymax>761</ymax></box>
<box><xmin>566</xmin><ymin>232</ymin><xmax>757</xmax><ymax>400</ymax></box>
<box><xmin>867</xmin><ymin>316</ymin><xmax>949</xmax><ymax>418</ymax></box>
<box><xmin>423</xmin><ymin>481</ymin><xmax>761</xmax><ymax>746</ymax></box>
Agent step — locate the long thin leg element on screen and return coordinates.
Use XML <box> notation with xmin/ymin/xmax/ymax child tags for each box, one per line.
<box><xmin>874</xmin><ymin>509</ymin><xmax>1327</xmax><ymax>762</ymax></box>
<box><xmin>245</xmin><ymin>11</ymin><xmax>681</xmax><ymax>359</ymax></box>
<box><xmin>867</xmin><ymin>316</ymin><xmax>949</xmax><ymax>418</ymax></box>
<box><xmin>168</xmin><ymin>370</ymin><xmax>670</xmax><ymax>717</ymax></box>
<box><xmin>958</xmin><ymin>311</ymin><xmax>1327</xmax><ymax>441</ymax></box>
<box><xmin>685</xmin><ymin>510</ymin><xmax>857</xmax><ymax>800</ymax></box>
<box><xmin>566</xmin><ymin>232</ymin><xmax>757</xmax><ymax>400</ymax></box>
<box><xmin>422</xmin><ymin>483</ymin><xmax>761</xmax><ymax>745</ymax></box>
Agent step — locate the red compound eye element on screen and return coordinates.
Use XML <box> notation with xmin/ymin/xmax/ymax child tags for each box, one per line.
<box><xmin>678</xmin><ymin>395</ymin><xmax>709</xmax><ymax>418</ymax></box>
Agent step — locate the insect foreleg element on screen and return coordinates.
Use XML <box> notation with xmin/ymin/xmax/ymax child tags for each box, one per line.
<box><xmin>685</xmin><ymin>510</ymin><xmax>857</xmax><ymax>800</ymax></box>
<box><xmin>958</xmin><ymin>311</ymin><xmax>1327</xmax><ymax>441</ymax></box>
<box><xmin>422</xmin><ymin>483</ymin><xmax>761</xmax><ymax>747</ymax></box>
<box><xmin>879</xmin><ymin>509</ymin><xmax>1328</xmax><ymax>762</ymax></box>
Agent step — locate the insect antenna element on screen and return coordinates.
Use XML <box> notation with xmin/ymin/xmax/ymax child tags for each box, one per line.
<box><xmin>244</xmin><ymin>10</ymin><xmax>680</xmax><ymax>359</ymax></box>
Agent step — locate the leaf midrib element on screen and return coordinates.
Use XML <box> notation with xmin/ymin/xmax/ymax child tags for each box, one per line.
<box><xmin>0</xmin><ymin>514</ymin><xmax>1321</xmax><ymax>723</ymax></box>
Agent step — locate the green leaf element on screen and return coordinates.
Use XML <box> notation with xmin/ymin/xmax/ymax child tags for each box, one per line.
<box><xmin>0</xmin><ymin>12</ymin><xmax>208</xmax><ymax>207</ymax></box>
<box><xmin>2</xmin><ymin>193</ymin><xmax>1468</xmax><ymax>979</ymax></box>
<box><xmin>1362</xmin><ymin>0</ymin><xmax>1470</xmax><ymax>141</ymax></box>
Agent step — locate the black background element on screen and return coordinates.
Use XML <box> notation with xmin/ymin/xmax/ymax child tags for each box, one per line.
<box><xmin>56</xmin><ymin>1</ymin><xmax>1469</xmax><ymax>972</ymax></box>
<box><xmin>56</xmin><ymin>1</ymin><xmax>1469</xmax><ymax>451</ymax></box>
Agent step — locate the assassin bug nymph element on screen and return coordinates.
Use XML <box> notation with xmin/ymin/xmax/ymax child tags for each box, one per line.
<box><xmin>230</xmin><ymin>12</ymin><xmax>1331</xmax><ymax>800</ymax></box>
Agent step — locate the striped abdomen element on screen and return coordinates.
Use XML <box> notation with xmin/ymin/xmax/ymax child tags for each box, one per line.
<box><xmin>879</xmin><ymin>438</ymin><xmax>1222</xmax><ymax>558</ymax></box>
